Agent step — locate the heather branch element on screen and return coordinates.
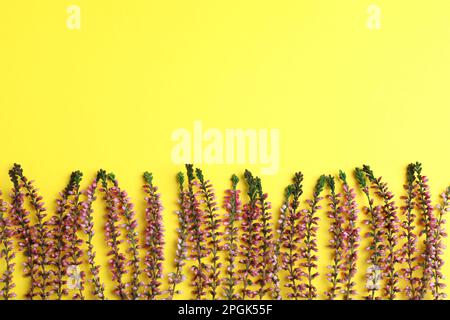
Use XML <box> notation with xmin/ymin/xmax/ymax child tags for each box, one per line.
<box><xmin>362</xmin><ymin>165</ymin><xmax>400</xmax><ymax>300</ymax></box>
<box><xmin>98</xmin><ymin>170</ymin><xmax>128</xmax><ymax>300</ymax></box>
<box><xmin>79</xmin><ymin>179</ymin><xmax>106</xmax><ymax>300</ymax></box>
<box><xmin>431</xmin><ymin>186</ymin><xmax>449</xmax><ymax>300</ymax></box>
<box><xmin>355</xmin><ymin>167</ymin><xmax>385</xmax><ymax>300</ymax></box>
<box><xmin>167</xmin><ymin>172</ymin><xmax>189</xmax><ymax>299</ymax></box>
<box><xmin>222</xmin><ymin>174</ymin><xmax>241</xmax><ymax>300</ymax></box>
<box><xmin>17</xmin><ymin>167</ymin><xmax>51</xmax><ymax>299</ymax></box>
<box><xmin>280</xmin><ymin>172</ymin><xmax>305</xmax><ymax>299</ymax></box>
<box><xmin>399</xmin><ymin>164</ymin><xmax>420</xmax><ymax>299</ymax></box>
<box><xmin>255</xmin><ymin>176</ymin><xmax>275</xmax><ymax>300</ymax></box>
<box><xmin>0</xmin><ymin>191</ymin><xmax>16</xmax><ymax>300</ymax></box>
<box><xmin>414</xmin><ymin>162</ymin><xmax>435</xmax><ymax>300</ymax></box>
<box><xmin>339</xmin><ymin>171</ymin><xmax>360</xmax><ymax>300</ymax></box>
<box><xmin>9</xmin><ymin>164</ymin><xmax>38</xmax><ymax>299</ymax></box>
<box><xmin>185</xmin><ymin>164</ymin><xmax>209</xmax><ymax>299</ymax></box>
<box><xmin>196</xmin><ymin>168</ymin><xmax>222</xmax><ymax>300</ymax></box>
<box><xmin>143</xmin><ymin>172</ymin><xmax>165</xmax><ymax>300</ymax></box>
<box><xmin>108</xmin><ymin>173</ymin><xmax>142</xmax><ymax>300</ymax></box>
<box><xmin>239</xmin><ymin>170</ymin><xmax>261</xmax><ymax>299</ymax></box>
<box><xmin>302</xmin><ymin>175</ymin><xmax>326</xmax><ymax>300</ymax></box>
<box><xmin>324</xmin><ymin>175</ymin><xmax>344</xmax><ymax>300</ymax></box>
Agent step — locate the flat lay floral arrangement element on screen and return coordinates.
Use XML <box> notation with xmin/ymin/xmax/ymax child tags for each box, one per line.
<box><xmin>0</xmin><ymin>162</ymin><xmax>448</xmax><ymax>300</ymax></box>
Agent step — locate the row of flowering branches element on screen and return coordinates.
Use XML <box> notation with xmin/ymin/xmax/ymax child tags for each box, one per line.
<box><xmin>0</xmin><ymin>163</ymin><xmax>448</xmax><ymax>300</ymax></box>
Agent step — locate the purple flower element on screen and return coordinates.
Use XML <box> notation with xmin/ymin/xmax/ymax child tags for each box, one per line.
<box><xmin>239</xmin><ymin>170</ymin><xmax>262</xmax><ymax>299</ymax></box>
<box><xmin>362</xmin><ymin>165</ymin><xmax>400</xmax><ymax>300</ymax></box>
<box><xmin>414</xmin><ymin>163</ymin><xmax>436</xmax><ymax>299</ymax></box>
<box><xmin>399</xmin><ymin>164</ymin><xmax>420</xmax><ymax>299</ymax></box>
<box><xmin>355</xmin><ymin>167</ymin><xmax>385</xmax><ymax>300</ymax></box>
<box><xmin>222</xmin><ymin>174</ymin><xmax>242</xmax><ymax>300</ymax></box>
<box><xmin>196</xmin><ymin>168</ymin><xmax>223</xmax><ymax>300</ymax></box>
<box><xmin>184</xmin><ymin>164</ymin><xmax>210</xmax><ymax>299</ymax></box>
<box><xmin>142</xmin><ymin>172</ymin><xmax>165</xmax><ymax>300</ymax></box>
<box><xmin>167</xmin><ymin>172</ymin><xmax>189</xmax><ymax>299</ymax></box>
<box><xmin>107</xmin><ymin>174</ymin><xmax>142</xmax><ymax>300</ymax></box>
<box><xmin>300</xmin><ymin>175</ymin><xmax>326</xmax><ymax>300</ymax></box>
<box><xmin>79</xmin><ymin>178</ymin><xmax>106</xmax><ymax>300</ymax></box>
<box><xmin>324</xmin><ymin>175</ymin><xmax>344</xmax><ymax>300</ymax></box>
<box><xmin>255</xmin><ymin>176</ymin><xmax>275</xmax><ymax>299</ymax></box>
<box><xmin>279</xmin><ymin>172</ymin><xmax>306</xmax><ymax>300</ymax></box>
<box><xmin>98</xmin><ymin>170</ymin><xmax>128</xmax><ymax>300</ymax></box>
<box><xmin>62</xmin><ymin>171</ymin><xmax>85</xmax><ymax>300</ymax></box>
<box><xmin>0</xmin><ymin>190</ymin><xmax>16</xmax><ymax>299</ymax></box>
<box><xmin>339</xmin><ymin>171</ymin><xmax>360</xmax><ymax>300</ymax></box>
<box><xmin>431</xmin><ymin>186</ymin><xmax>449</xmax><ymax>300</ymax></box>
<box><xmin>48</xmin><ymin>171</ymin><xmax>84</xmax><ymax>299</ymax></box>
<box><xmin>9</xmin><ymin>164</ymin><xmax>49</xmax><ymax>299</ymax></box>
<box><xmin>8</xmin><ymin>166</ymin><xmax>37</xmax><ymax>299</ymax></box>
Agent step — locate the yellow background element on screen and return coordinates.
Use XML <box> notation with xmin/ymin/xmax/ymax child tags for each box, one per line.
<box><xmin>1</xmin><ymin>0</ymin><xmax>449</xmax><ymax>299</ymax></box>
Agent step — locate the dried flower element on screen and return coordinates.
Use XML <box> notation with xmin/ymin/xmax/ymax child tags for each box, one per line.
<box><xmin>0</xmin><ymin>190</ymin><xmax>16</xmax><ymax>300</ymax></box>
<box><xmin>280</xmin><ymin>172</ymin><xmax>305</xmax><ymax>299</ymax></box>
<box><xmin>143</xmin><ymin>172</ymin><xmax>165</xmax><ymax>300</ymax></box>
<box><xmin>222</xmin><ymin>174</ymin><xmax>242</xmax><ymax>300</ymax></box>
<box><xmin>362</xmin><ymin>165</ymin><xmax>400</xmax><ymax>300</ymax></box>
<box><xmin>399</xmin><ymin>164</ymin><xmax>420</xmax><ymax>299</ymax></box>
<box><xmin>339</xmin><ymin>171</ymin><xmax>360</xmax><ymax>300</ymax></box>
<box><xmin>414</xmin><ymin>162</ymin><xmax>435</xmax><ymax>299</ymax></box>
<box><xmin>185</xmin><ymin>164</ymin><xmax>210</xmax><ymax>299</ymax></box>
<box><xmin>430</xmin><ymin>186</ymin><xmax>449</xmax><ymax>300</ymax></box>
<box><xmin>239</xmin><ymin>170</ymin><xmax>261</xmax><ymax>299</ymax></box>
<box><xmin>355</xmin><ymin>167</ymin><xmax>385</xmax><ymax>300</ymax></box>
<box><xmin>167</xmin><ymin>172</ymin><xmax>189</xmax><ymax>299</ymax></box>
<box><xmin>79</xmin><ymin>178</ymin><xmax>106</xmax><ymax>300</ymax></box>
<box><xmin>301</xmin><ymin>175</ymin><xmax>326</xmax><ymax>300</ymax></box>
<box><xmin>324</xmin><ymin>175</ymin><xmax>344</xmax><ymax>300</ymax></box>
<box><xmin>98</xmin><ymin>170</ymin><xmax>128</xmax><ymax>299</ymax></box>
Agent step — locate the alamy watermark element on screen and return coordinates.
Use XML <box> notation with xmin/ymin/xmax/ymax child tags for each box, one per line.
<box><xmin>67</xmin><ymin>5</ymin><xmax>81</xmax><ymax>30</ymax></box>
<box><xmin>367</xmin><ymin>4</ymin><xmax>382</xmax><ymax>30</ymax></box>
<box><xmin>171</xmin><ymin>121</ymin><xmax>280</xmax><ymax>175</ymax></box>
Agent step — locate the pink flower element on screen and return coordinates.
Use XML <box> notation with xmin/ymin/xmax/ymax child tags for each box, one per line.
<box><xmin>300</xmin><ymin>175</ymin><xmax>326</xmax><ymax>300</ymax></box>
<box><xmin>414</xmin><ymin>163</ymin><xmax>437</xmax><ymax>299</ymax></box>
<box><xmin>362</xmin><ymin>165</ymin><xmax>400</xmax><ymax>300</ymax></box>
<box><xmin>239</xmin><ymin>170</ymin><xmax>262</xmax><ymax>299</ymax></box>
<box><xmin>185</xmin><ymin>164</ymin><xmax>210</xmax><ymax>299</ymax></box>
<box><xmin>0</xmin><ymin>190</ymin><xmax>16</xmax><ymax>299</ymax></box>
<box><xmin>279</xmin><ymin>172</ymin><xmax>306</xmax><ymax>299</ymax></box>
<box><xmin>79</xmin><ymin>178</ymin><xmax>106</xmax><ymax>300</ymax></box>
<box><xmin>142</xmin><ymin>172</ymin><xmax>165</xmax><ymax>300</ymax></box>
<box><xmin>98</xmin><ymin>170</ymin><xmax>128</xmax><ymax>300</ymax></box>
<box><xmin>430</xmin><ymin>186</ymin><xmax>449</xmax><ymax>299</ymax></box>
<box><xmin>324</xmin><ymin>175</ymin><xmax>344</xmax><ymax>300</ymax></box>
<box><xmin>222</xmin><ymin>174</ymin><xmax>242</xmax><ymax>300</ymax></box>
<box><xmin>254</xmin><ymin>176</ymin><xmax>275</xmax><ymax>299</ymax></box>
<box><xmin>399</xmin><ymin>164</ymin><xmax>420</xmax><ymax>299</ymax></box>
<box><xmin>9</xmin><ymin>164</ymin><xmax>49</xmax><ymax>299</ymax></box>
<box><xmin>167</xmin><ymin>172</ymin><xmax>189</xmax><ymax>299</ymax></box>
<box><xmin>339</xmin><ymin>171</ymin><xmax>360</xmax><ymax>300</ymax></box>
<box><xmin>355</xmin><ymin>167</ymin><xmax>385</xmax><ymax>300</ymax></box>
<box><xmin>196</xmin><ymin>168</ymin><xmax>223</xmax><ymax>300</ymax></box>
